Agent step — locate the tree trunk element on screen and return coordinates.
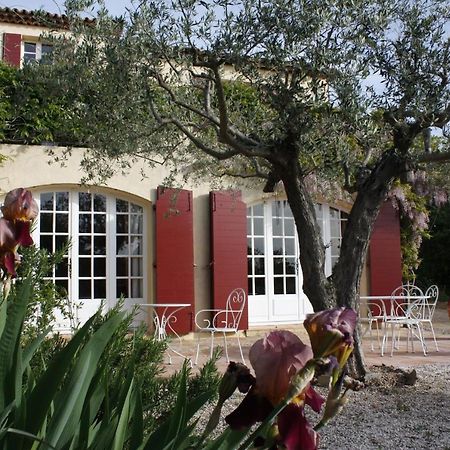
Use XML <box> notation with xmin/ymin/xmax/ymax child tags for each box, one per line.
<box><xmin>280</xmin><ymin>160</ymin><xmax>335</xmax><ymax>312</ymax></box>
<box><xmin>279</xmin><ymin>150</ymin><xmax>404</xmax><ymax>379</ymax></box>
<box><xmin>332</xmin><ymin>150</ymin><xmax>405</xmax><ymax>378</ymax></box>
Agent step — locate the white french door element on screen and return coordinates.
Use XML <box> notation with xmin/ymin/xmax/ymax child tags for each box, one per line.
<box><xmin>35</xmin><ymin>190</ymin><xmax>146</xmax><ymax>330</ymax></box>
<box><xmin>248</xmin><ymin>201</ymin><xmax>309</xmax><ymax>325</ymax></box>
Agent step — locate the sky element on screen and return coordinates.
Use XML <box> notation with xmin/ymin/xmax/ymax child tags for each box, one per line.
<box><xmin>0</xmin><ymin>0</ymin><xmax>131</xmax><ymax>17</ymax></box>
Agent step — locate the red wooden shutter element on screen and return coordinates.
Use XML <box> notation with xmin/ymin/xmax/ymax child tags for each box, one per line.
<box><xmin>3</xmin><ymin>33</ymin><xmax>21</xmax><ymax>67</ymax></box>
<box><xmin>210</xmin><ymin>191</ymin><xmax>248</xmax><ymax>330</ymax></box>
<box><xmin>155</xmin><ymin>187</ymin><xmax>194</xmax><ymax>334</ymax></box>
<box><xmin>369</xmin><ymin>202</ymin><xmax>402</xmax><ymax>295</ymax></box>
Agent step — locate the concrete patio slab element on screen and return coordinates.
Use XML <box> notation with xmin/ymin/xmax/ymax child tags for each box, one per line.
<box><xmin>160</xmin><ymin>303</ymin><xmax>450</xmax><ymax>376</ymax></box>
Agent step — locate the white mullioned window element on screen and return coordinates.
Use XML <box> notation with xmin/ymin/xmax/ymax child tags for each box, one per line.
<box><xmin>247</xmin><ymin>201</ymin><xmax>348</xmax><ymax>291</ymax></box>
<box><xmin>35</xmin><ymin>190</ymin><xmax>146</xmax><ymax>329</ymax></box>
<box><xmin>23</xmin><ymin>41</ymin><xmax>53</xmax><ymax>64</ymax></box>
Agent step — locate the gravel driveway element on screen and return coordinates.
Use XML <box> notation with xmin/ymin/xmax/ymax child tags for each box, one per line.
<box><xmin>198</xmin><ymin>364</ymin><xmax>450</xmax><ymax>450</ymax></box>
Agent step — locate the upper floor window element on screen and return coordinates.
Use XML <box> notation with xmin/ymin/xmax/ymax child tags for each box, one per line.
<box><xmin>23</xmin><ymin>42</ymin><xmax>53</xmax><ymax>64</ymax></box>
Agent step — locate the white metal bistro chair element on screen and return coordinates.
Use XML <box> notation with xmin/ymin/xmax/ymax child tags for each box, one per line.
<box><xmin>382</xmin><ymin>297</ymin><xmax>427</xmax><ymax>357</ymax></box>
<box><xmin>360</xmin><ymin>300</ymin><xmax>385</xmax><ymax>352</ymax></box>
<box><xmin>194</xmin><ymin>288</ymin><xmax>246</xmax><ymax>365</ymax></box>
<box><xmin>419</xmin><ymin>285</ymin><xmax>439</xmax><ymax>351</ymax></box>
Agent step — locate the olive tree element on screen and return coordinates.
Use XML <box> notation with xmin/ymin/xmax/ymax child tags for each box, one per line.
<box><xmin>38</xmin><ymin>0</ymin><xmax>450</xmax><ymax>376</ymax></box>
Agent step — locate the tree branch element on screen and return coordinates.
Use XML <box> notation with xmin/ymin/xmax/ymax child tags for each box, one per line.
<box><xmin>417</xmin><ymin>150</ymin><xmax>450</xmax><ymax>164</ymax></box>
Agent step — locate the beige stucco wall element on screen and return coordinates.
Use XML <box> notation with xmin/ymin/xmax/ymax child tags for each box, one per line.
<box><xmin>0</xmin><ymin>143</ymin><xmax>216</xmax><ymax>313</ymax></box>
<box><xmin>1</xmin><ymin>143</ymin><xmax>370</xmax><ymax>319</ymax></box>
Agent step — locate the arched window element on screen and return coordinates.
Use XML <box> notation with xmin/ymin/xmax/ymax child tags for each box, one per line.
<box><xmin>35</xmin><ymin>190</ymin><xmax>147</xmax><ymax>329</ymax></box>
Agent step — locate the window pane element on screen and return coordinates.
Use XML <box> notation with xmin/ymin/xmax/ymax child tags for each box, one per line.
<box><xmin>331</xmin><ymin>239</ymin><xmax>340</xmax><ymax>257</ymax></box>
<box><xmin>40</xmin><ymin>193</ymin><xmax>53</xmax><ymax>210</ymax></box>
<box><xmin>274</xmin><ymin>277</ymin><xmax>284</xmax><ymax>294</ymax></box>
<box><xmin>247</xmin><ymin>238</ymin><xmax>252</xmax><ymax>256</ymax></box>
<box><xmin>79</xmin><ymin>214</ymin><xmax>91</xmax><ymax>233</ymax></box>
<box><xmin>79</xmin><ymin>280</ymin><xmax>91</xmax><ymax>299</ymax></box>
<box><xmin>253</xmin><ymin>218</ymin><xmax>264</xmax><ymax>236</ymax></box>
<box><xmin>24</xmin><ymin>42</ymin><xmax>36</xmax><ymax>53</ymax></box>
<box><xmin>330</xmin><ymin>220</ymin><xmax>340</xmax><ymax>238</ymax></box>
<box><xmin>283</xmin><ymin>202</ymin><xmax>293</xmax><ymax>217</ymax></box>
<box><xmin>254</xmin><ymin>257</ymin><xmax>265</xmax><ymax>275</ymax></box>
<box><xmin>330</xmin><ymin>208</ymin><xmax>340</xmax><ymax>220</ymax></box>
<box><xmin>79</xmin><ymin>258</ymin><xmax>91</xmax><ymax>277</ymax></box>
<box><xmin>94</xmin><ymin>280</ymin><xmax>106</xmax><ymax>299</ymax></box>
<box><xmin>24</xmin><ymin>53</ymin><xmax>36</xmax><ymax>63</ymax></box>
<box><xmin>285</xmin><ymin>258</ymin><xmax>296</xmax><ymax>275</ymax></box>
<box><xmin>94</xmin><ymin>214</ymin><xmax>106</xmax><ymax>233</ymax></box>
<box><xmin>55</xmin><ymin>235</ymin><xmax>68</xmax><ymax>251</ymax></box>
<box><xmin>116</xmin><ymin>279</ymin><xmax>128</xmax><ymax>298</ymax></box>
<box><xmin>94</xmin><ymin>258</ymin><xmax>106</xmax><ymax>277</ymax></box>
<box><xmin>116</xmin><ymin>199</ymin><xmax>128</xmax><ymax>212</ymax></box>
<box><xmin>56</xmin><ymin>192</ymin><xmax>69</xmax><ymax>211</ymax></box>
<box><xmin>131</xmin><ymin>257</ymin><xmax>142</xmax><ymax>276</ymax></box>
<box><xmin>55</xmin><ymin>259</ymin><xmax>68</xmax><ymax>277</ymax></box>
<box><xmin>40</xmin><ymin>235</ymin><xmax>52</xmax><ymax>252</ymax></box>
<box><xmin>272</xmin><ymin>218</ymin><xmax>282</xmax><ymax>236</ymax></box>
<box><xmin>286</xmin><ymin>277</ymin><xmax>296</xmax><ymax>294</ymax></box>
<box><xmin>248</xmin><ymin>278</ymin><xmax>253</xmax><ymax>296</ymax></box>
<box><xmin>285</xmin><ymin>238</ymin><xmax>295</xmax><ymax>256</ymax></box>
<box><xmin>79</xmin><ymin>236</ymin><xmax>91</xmax><ymax>255</ymax></box>
<box><xmin>273</xmin><ymin>257</ymin><xmax>284</xmax><ymax>275</ymax></box>
<box><xmin>284</xmin><ymin>219</ymin><xmax>295</xmax><ymax>237</ymax></box>
<box><xmin>130</xmin><ymin>236</ymin><xmax>142</xmax><ymax>255</ymax></box>
<box><xmin>40</xmin><ymin>213</ymin><xmax>53</xmax><ymax>232</ymax></box>
<box><xmin>253</xmin><ymin>204</ymin><xmax>264</xmax><ymax>216</ymax></box>
<box><xmin>94</xmin><ymin>195</ymin><xmax>106</xmax><ymax>212</ymax></box>
<box><xmin>247</xmin><ymin>217</ymin><xmax>252</xmax><ymax>234</ymax></box>
<box><xmin>94</xmin><ymin>236</ymin><xmax>106</xmax><ymax>255</ymax></box>
<box><xmin>116</xmin><ymin>236</ymin><xmax>128</xmax><ymax>255</ymax></box>
<box><xmin>55</xmin><ymin>280</ymin><xmax>68</xmax><ymax>295</ymax></box>
<box><xmin>247</xmin><ymin>258</ymin><xmax>253</xmax><ymax>276</ymax></box>
<box><xmin>130</xmin><ymin>203</ymin><xmax>142</xmax><ymax>213</ymax></box>
<box><xmin>254</xmin><ymin>237</ymin><xmax>265</xmax><ymax>255</ymax></box>
<box><xmin>131</xmin><ymin>279</ymin><xmax>142</xmax><ymax>298</ymax></box>
<box><xmin>55</xmin><ymin>213</ymin><xmax>68</xmax><ymax>232</ymax></box>
<box><xmin>116</xmin><ymin>257</ymin><xmax>128</xmax><ymax>276</ymax></box>
<box><xmin>116</xmin><ymin>215</ymin><xmax>128</xmax><ymax>233</ymax></box>
<box><xmin>79</xmin><ymin>193</ymin><xmax>91</xmax><ymax>211</ymax></box>
<box><xmin>255</xmin><ymin>278</ymin><xmax>265</xmax><ymax>295</ymax></box>
<box><xmin>273</xmin><ymin>238</ymin><xmax>283</xmax><ymax>256</ymax></box>
<box><xmin>130</xmin><ymin>215</ymin><xmax>142</xmax><ymax>234</ymax></box>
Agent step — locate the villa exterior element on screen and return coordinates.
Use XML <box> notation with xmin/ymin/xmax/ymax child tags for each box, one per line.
<box><xmin>0</xmin><ymin>8</ymin><xmax>403</xmax><ymax>333</ymax></box>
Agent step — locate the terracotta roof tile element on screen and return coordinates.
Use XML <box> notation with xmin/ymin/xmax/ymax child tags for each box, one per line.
<box><xmin>0</xmin><ymin>7</ymin><xmax>94</xmax><ymax>30</ymax></box>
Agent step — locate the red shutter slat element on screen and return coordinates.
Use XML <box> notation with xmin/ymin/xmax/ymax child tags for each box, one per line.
<box><xmin>369</xmin><ymin>202</ymin><xmax>402</xmax><ymax>295</ymax></box>
<box><xmin>210</xmin><ymin>191</ymin><xmax>248</xmax><ymax>330</ymax></box>
<box><xmin>155</xmin><ymin>186</ymin><xmax>194</xmax><ymax>334</ymax></box>
<box><xmin>3</xmin><ymin>33</ymin><xmax>21</xmax><ymax>67</ymax></box>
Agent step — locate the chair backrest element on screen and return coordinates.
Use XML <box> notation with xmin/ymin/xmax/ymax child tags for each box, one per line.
<box><xmin>391</xmin><ymin>284</ymin><xmax>424</xmax><ymax>298</ymax></box>
<box><xmin>363</xmin><ymin>300</ymin><xmax>386</xmax><ymax>320</ymax></box>
<box><xmin>390</xmin><ymin>297</ymin><xmax>423</xmax><ymax>320</ymax></box>
<box><xmin>224</xmin><ymin>288</ymin><xmax>246</xmax><ymax>329</ymax></box>
<box><xmin>423</xmin><ymin>284</ymin><xmax>439</xmax><ymax>320</ymax></box>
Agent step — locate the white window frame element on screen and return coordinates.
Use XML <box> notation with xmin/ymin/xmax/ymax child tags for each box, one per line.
<box><xmin>22</xmin><ymin>40</ymin><xmax>53</xmax><ymax>65</ymax></box>
<box><xmin>33</xmin><ymin>189</ymin><xmax>148</xmax><ymax>322</ymax></box>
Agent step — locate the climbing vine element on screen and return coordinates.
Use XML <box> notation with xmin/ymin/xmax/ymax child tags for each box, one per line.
<box><xmin>388</xmin><ymin>173</ymin><xmax>448</xmax><ymax>281</ymax></box>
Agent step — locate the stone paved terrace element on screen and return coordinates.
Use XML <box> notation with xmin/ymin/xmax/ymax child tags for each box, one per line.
<box><xmin>160</xmin><ymin>302</ymin><xmax>450</xmax><ymax>376</ymax></box>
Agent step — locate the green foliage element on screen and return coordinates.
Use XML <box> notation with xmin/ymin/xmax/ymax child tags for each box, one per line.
<box><xmin>0</xmin><ymin>274</ymin><xmax>220</xmax><ymax>449</ymax></box>
<box><xmin>0</xmin><ymin>61</ymin><xmax>82</xmax><ymax>144</ymax></box>
<box><xmin>417</xmin><ymin>203</ymin><xmax>450</xmax><ymax>299</ymax></box>
<box><xmin>16</xmin><ymin>245</ymin><xmax>72</xmax><ymax>339</ymax></box>
<box><xmin>389</xmin><ymin>182</ymin><xmax>431</xmax><ymax>280</ymax></box>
